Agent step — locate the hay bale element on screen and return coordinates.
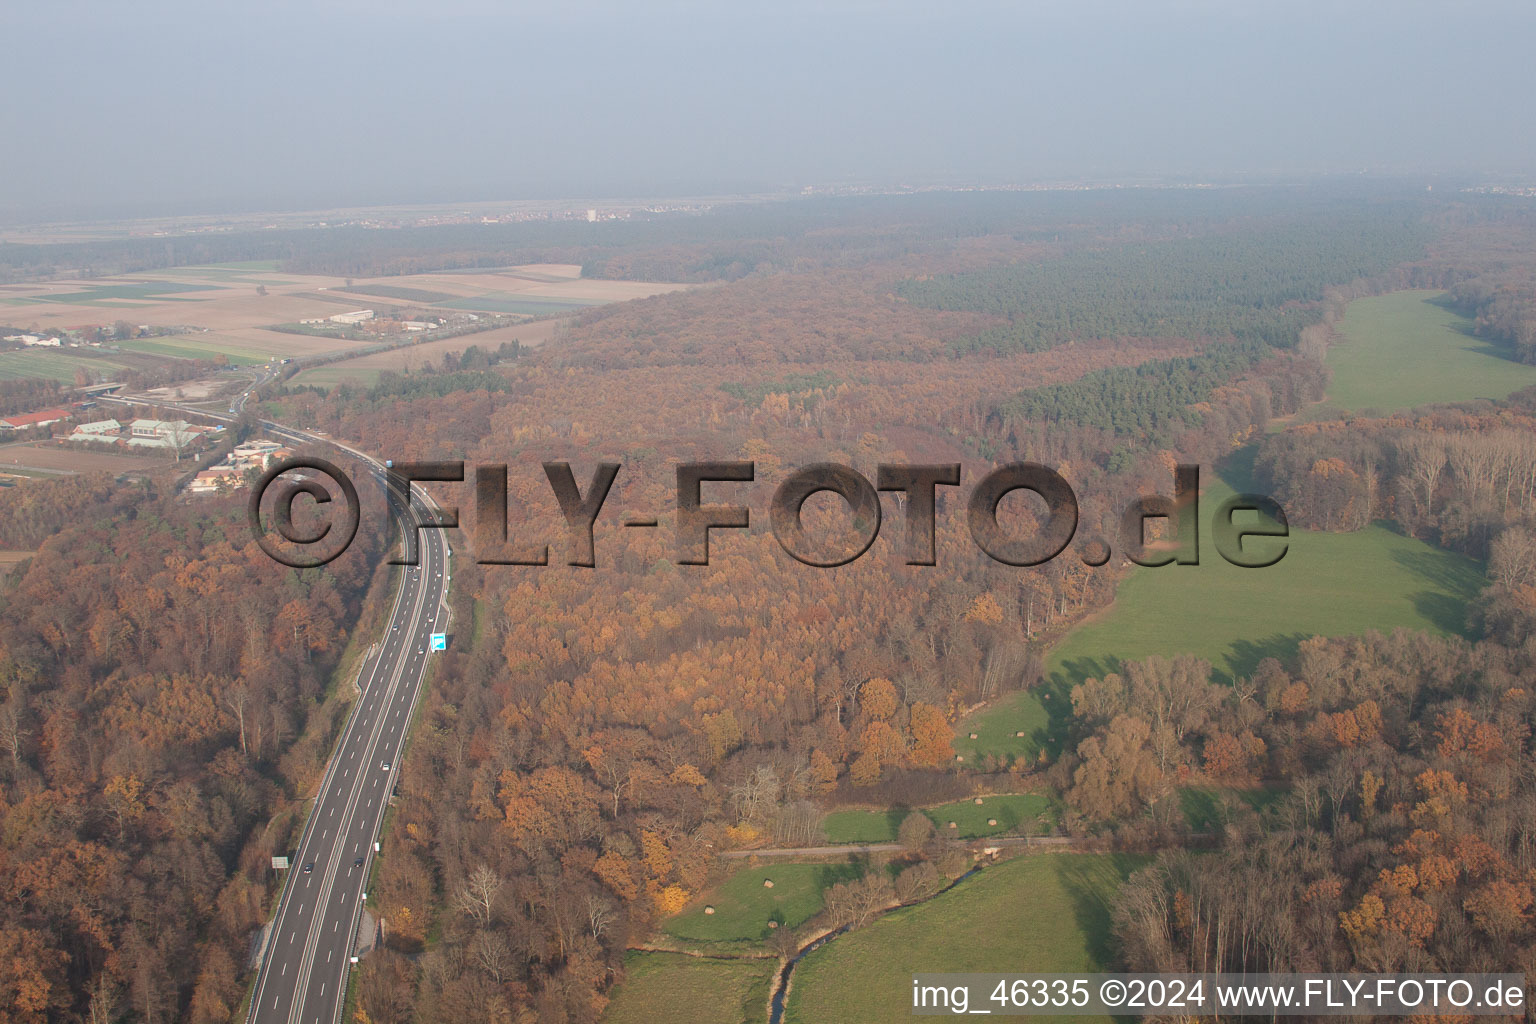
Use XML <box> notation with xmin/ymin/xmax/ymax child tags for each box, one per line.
<box><xmin>1015</xmin><ymin>730</ymin><xmax>1025</xmax><ymax>738</ymax></box>
<box><xmin>704</xmin><ymin>906</ymin><xmax>715</xmax><ymax>915</ymax></box>
<box><xmin>947</xmin><ymin>821</ymin><xmax>958</xmax><ymax>829</ymax></box>
<box><xmin>969</xmin><ymin>732</ymin><xmax>978</xmax><ymax>739</ymax></box>
<box><xmin>987</xmin><ymin>818</ymin><xmax>998</xmax><ymax>826</ymax></box>
<box><xmin>762</xmin><ymin>878</ymin><xmax>774</xmax><ymax>888</ymax></box>
<box><xmin>974</xmin><ymin>797</ymin><xmax>984</xmax><ymax>805</ymax></box>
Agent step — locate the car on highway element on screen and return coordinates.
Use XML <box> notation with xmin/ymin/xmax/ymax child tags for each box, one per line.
<box><xmin>381</xmin><ymin>762</ymin><xmax>391</xmax><ymax>771</ymax></box>
<box><xmin>353</xmin><ymin>857</ymin><xmax>364</xmax><ymax>868</ymax></box>
<box><xmin>303</xmin><ymin>862</ymin><xmax>314</xmax><ymax>874</ymax></box>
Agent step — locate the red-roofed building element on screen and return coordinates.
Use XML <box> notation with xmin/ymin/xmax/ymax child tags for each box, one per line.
<box><xmin>0</xmin><ymin>408</ymin><xmax>71</xmax><ymax>431</ymax></box>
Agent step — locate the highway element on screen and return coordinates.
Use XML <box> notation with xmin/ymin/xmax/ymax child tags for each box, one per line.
<box><xmin>98</xmin><ymin>391</ymin><xmax>450</xmax><ymax>1024</ymax></box>
<box><xmin>246</xmin><ymin>503</ymin><xmax>447</xmax><ymax>1024</ymax></box>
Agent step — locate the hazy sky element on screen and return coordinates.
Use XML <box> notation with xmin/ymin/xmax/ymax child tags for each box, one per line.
<box><xmin>4</xmin><ymin>0</ymin><xmax>1535</xmax><ymax>221</ymax></box>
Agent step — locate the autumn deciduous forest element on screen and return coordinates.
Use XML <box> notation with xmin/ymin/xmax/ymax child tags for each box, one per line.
<box><xmin>6</xmin><ymin>187</ymin><xmax>1536</xmax><ymax>1022</ymax></box>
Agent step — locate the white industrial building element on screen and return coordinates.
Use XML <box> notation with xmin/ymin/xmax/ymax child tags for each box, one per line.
<box><xmin>128</xmin><ymin>419</ymin><xmax>195</xmax><ymax>448</ymax></box>
<box><xmin>329</xmin><ymin>309</ymin><xmax>375</xmax><ymax>325</ymax></box>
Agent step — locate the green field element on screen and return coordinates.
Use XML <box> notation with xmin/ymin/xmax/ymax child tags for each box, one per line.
<box><xmin>336</xmin><ymin>283</ymin><xmax>457</xmax><ymax>304</ymax></box>
<box><xmin>956</xmin><ymin>468</ymin><xmax>1484</xmax><ymax>763</ymax></box>
<box><xmin>434</xmin><ymin>293</ymin><xmax>601</xmax><ymax>315</ymax></box>
<box><xmin>823</xmin><ymin>793</ymin><xmax>1057</xmax><ymax>843</ymax></box>
<box><xmin>602</xmin><ymin>952</ymin><xmax>775</xmax><ymax>1024</ymax></box>
<box><xmin>0</xmin><ymin>349</ymin><xmax>140</xmax><ymax>382</ymax></box>
<box><xmin>1309</xmin><ymin>290</ymin><xmax>1536</xmax><ymax>417</ymax></box>
<box><xmin>155</xmin><ymin>261</ymin><xmax>290</xmax><ymax>283</ymax></box>
<box><xmin>784</xmin><ymin>853</ymin><xmax>1143</xmax><ymax>1024</ymax></box>
<box><xmin>664</xmin><ymin>862</ymin><xmax>865</xmax><ymax>949</ymax></box>
<box><xmin>292</xmin><ymin>367</ymin><xmax>386</xmax><ymax>388</ymax></box>
<box><xmin>118</xmin><ymin>335</ymin><xmax>273</xmax><ymax>364</ymax></box>
<box><xmin>26</xmin><ymin>280</ymin><xmax>222</xmax><ymax>306</ymax></box>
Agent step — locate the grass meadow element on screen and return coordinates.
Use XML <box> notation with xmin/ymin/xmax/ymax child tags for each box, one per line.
<box><xmin>602</xmin><ymin>952</ymin><xmax>776</xmax><ymax>1024</ymax></box>
<box><xmin>822</xmin><ymin>793</ymin><xmax>1057</xmax><ymax>843</ymax></box>
<box><xmin>119</xmin><ymin>335</ymin><xmax>274</xmax><ymax>364</ymax></box>
<box><xmin>1309</xmin><ymin>290</ymin><xmax>1536</xmax><ymax>416</ymax></box>
<box><xmin>0</xmin><ymin>349</ymin><xmax>142</xmax><ymax>382</ymax></box>
<box><xmin>783</xmin><ymin>853</ymin><xmax>1144</xmax><ymax>1024</ymax></box>
<box><xmin>663</xmin><ymin>861</ymin><xmax>866</xmax><ymax>950</ymax></box>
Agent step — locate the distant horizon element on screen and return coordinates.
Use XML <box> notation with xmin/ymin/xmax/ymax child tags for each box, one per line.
<box><xmin>6</xmin><ymin>0</ymin><xmax>1536</xmax><ymax>225</ymax></box>
<box><xmin>0</xmin><ymin>171</ymin><xmax>1520</xmax><ymax>237</ymax></box>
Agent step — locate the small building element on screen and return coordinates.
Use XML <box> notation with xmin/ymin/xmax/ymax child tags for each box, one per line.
<box><xmin>0</xmin><ymin>408</ymin><xmax>71</xmax><ymax>431</ymax></box>
<box><xmin>232</xmin><ymin>439</ymin><xmax>282</xmax><ymax>458</ymax></box>
<box><xmin>69</xmin><ymin>419</ymin><xmax>123</xmax><ymax>443</ymax></box>
<box><xmin>127</xmin><ymin>419</ymin><xmax>196</xmax><ymax>448</ymax></box>
<box><xmin>229</xmin><ymin>440</ymin><xmax>291</xmax><ymax>471</ymax></box>
<box><xmin>188</xmin><ymin>467</ymin><xmax>242</xmax><ymax>494</ymax></box>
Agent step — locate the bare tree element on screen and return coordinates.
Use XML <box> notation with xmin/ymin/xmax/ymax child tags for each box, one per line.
<box><xmin>1491</xmin><ymin>526</ymin><xmax>1536</xmax><ymax>590</ymax></box>
<box><xmin>471</xmin><ymin>930</ymin><xmax>515</xmax><ymax>983</ymax></box>
<box><xmin>825</xmin><ymin>873</ymin><xmax>895</xmax><ymax>929</ymax></box>
<box><xmin>585</xmin><ymin>892</ymin><xmax>615</xmax><ymax>939</ymax></box>
<box><xmin>0</xmin><ymin>700</ymin><xmax>23</xmax><ymax>772</ymax></box>
<box><xmin>1401</xmin><ymin>434</ymin><xmax>1448</xmax><ymax>515</ymax></box>
<box><xmin>897</xmin><ymin>810</ymin><xmax>935</xmax><ymax>852</ymax></box>
<box><xmin>86</xmin><ymin>974</ymin><xmax>120</xmax><ymax>1024</ymax></box>
<box><xmin>455</xmin><ymin>865</ymin><xmax>503</xmax><ymax>926</ymax></box>
<box><xmin>164</xmin><ymin>420</ymin><xmax>196</xmax><ymax>463</ymax></box>
<box><xmin>1450</xmin><ymin>432</ymin><xmax>1500</xmax><ymax>504</ymax></box>
<box><xmin>773</xmin><ymin>799</ymin><xmax>825</xmax><ymax>846</ymax></box>
<box><xmin>729</xmin><ymin>764</ymin><xmax>780</xmax><ymax>824</ymax></box>
<box><xmin>222</xmin><ymin>684</ymin><xmax>250</xmax><ymax>755</ymax></box>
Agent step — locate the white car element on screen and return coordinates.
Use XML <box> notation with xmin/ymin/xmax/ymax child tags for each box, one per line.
<box><xmin>381</xmin><ymin>762</ymin><xmax>391</xmax><ymax>771</ymax></box>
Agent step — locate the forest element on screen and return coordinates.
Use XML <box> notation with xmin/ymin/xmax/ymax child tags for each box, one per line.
<box><xmin>899</xmin><ymin>213</ymin><xmax>1431</xmax><ymax>356</ymax></box>
<box><xmin>1108</xmin><ymin>629</ymin><xmax>1536</xmax><ymax>980</ymax></box>
<box><xmin>7</xmin><ymin>186</ymin><xmax>1536</xmax><ymax>1022</ymax></box>
<box><xmin>1448</xmin><ymin>271</ymin><xmax>1536</xmax><ymax>365</ymax></box>
<box><xmin>0</xmin><ymin>466</ymin><xmax>389</xmax><ymax>1021</ymax></box>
